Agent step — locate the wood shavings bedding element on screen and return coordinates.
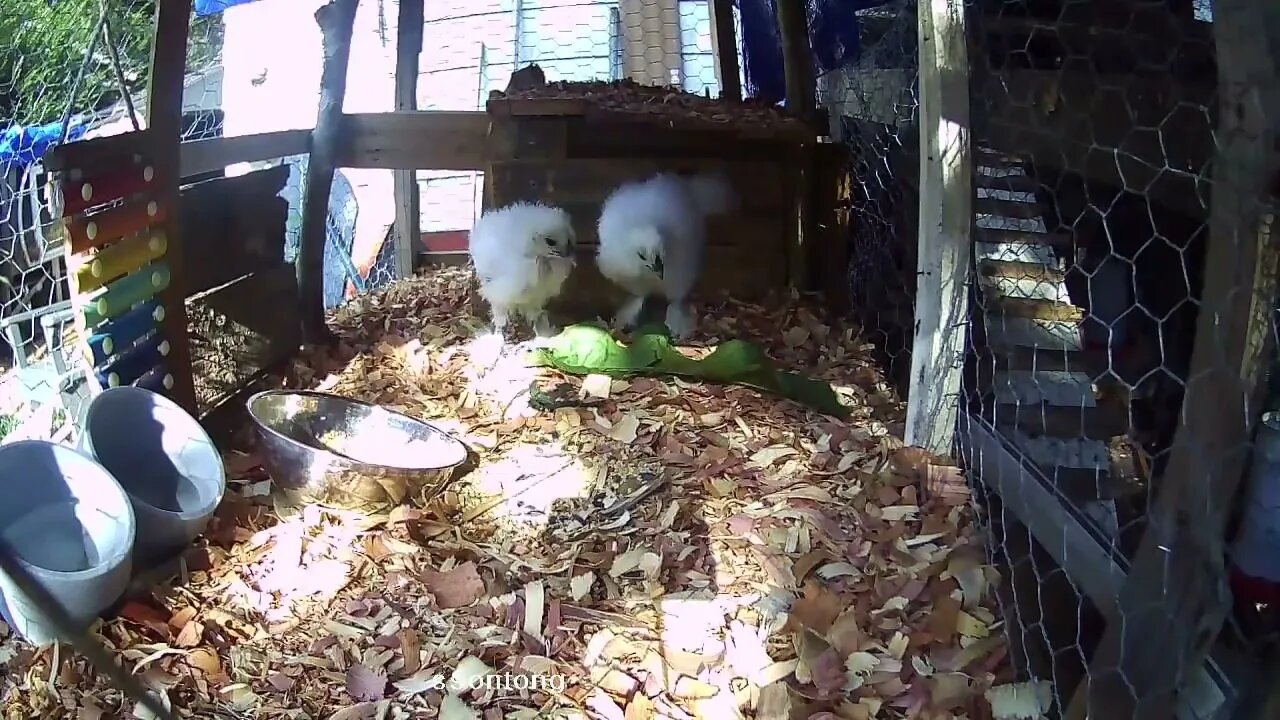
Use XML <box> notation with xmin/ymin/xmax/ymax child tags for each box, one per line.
<box><xmin>0</xmin><ymin>267</ymin><xmax>1019</xmax><ymax>720</ymax></box>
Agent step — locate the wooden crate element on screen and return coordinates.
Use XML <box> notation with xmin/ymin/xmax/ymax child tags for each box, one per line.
<box><xmin>480</xmin><ymin>98</ymin><xmax>815</xmax><ymax>322</ymax></box>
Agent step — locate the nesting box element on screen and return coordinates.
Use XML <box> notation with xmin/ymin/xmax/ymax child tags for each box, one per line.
<box><xmin>482</xmin><ymin>96</ymin><xmax>814</xmax><ymax>322</ymax></box>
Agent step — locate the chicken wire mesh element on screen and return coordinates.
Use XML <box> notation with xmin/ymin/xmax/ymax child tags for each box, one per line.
<box><xmin>414</xmin><ymin>0</ymin><xmax>743</xmax><ymax>271</ymax></box>
<box><xmin>0</xmin><ymin>0</ymin><xmax>161</xmax><ymax>440</ymax></box>
<box><xmin>957</xmin><ymin>0</ymin><xmax>1280</xmax><ymax>715</ymax></box>
<box><xmin>817</xmin><ymin>0</ymin><xmax>920</xmax><ymax>397</ymax></box>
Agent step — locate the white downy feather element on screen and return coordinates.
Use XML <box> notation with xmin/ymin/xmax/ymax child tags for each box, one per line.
<box><xmin>469</xmin><ymin>202</ymin><xmax>576</xmax><ymax>337</ymax></box>
<box><xmin>595</xmin><ymin>172</ymin><xmax>735</xmax><ymax>339</ymax></box>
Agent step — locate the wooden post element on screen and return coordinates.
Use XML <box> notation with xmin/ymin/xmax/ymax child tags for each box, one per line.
<box><xmin>298</xmin><ymin>0</ymin><xmax>359</xmax><ymax>344</ymax></box>
<box><xmin>708</xmin><ymin>0</ymin><xmax>741</xmax><ymax>102</ymax></box>
<box><xmin>146</xmin><ymin>0</ymin><xmax>197</xmax><ymax>414</ymax></box>
<box><xmin>775</xmin><ymin>0</ymin><xmax>815</xmax><ymax>122</ymax></box>
<box><xmin>904</xmin><ymin>0</ymin><xmax>972</xmax><ymax>455</ymax></box>
<box><xmin>1065</xmin><ymin>2</ymin><xmax>1280</xmax><ymax>718</ymax></box>
<box><xmin>392</xmin><ymin>0</ymin><xmax>423</xmax><ymax>280</ymax></box>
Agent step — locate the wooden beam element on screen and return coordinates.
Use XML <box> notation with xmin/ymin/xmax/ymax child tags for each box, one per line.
<box><xmin>708</xmin><ymin>0</ymin><xmax>741</xmax><ymax>102</ymax></box>
<box><xmin>775</xmin><ymin>0</ymin><xmax>816</xmax><ymax>123</ymax></box>
<box><xmin>905</xmin><ymin>0</ymin><xmax>973</xmax><ymax>455</ymax></box>
<box><xmin>298</xmin><ymin>0</ymin><xmax>359</xmax><ymax>344</ymax></box>
<box><xmin>392</xmin><ymin>0</ymin><xmax>423</xmax><ymax>281</ymax></box>
<box><xmin>146</xmin><ymin>0</ymin><xmax>197</xmax><ymax>415</ymax></box>
<box><xmin>1066</xmin><ymin>2</ymin><xmax>1280</xmax><ymax>718</ymax></box>
<box><xmin>179</xmin><ymin>129</ymin><xmax>311</xmax><ymax>178</ymax></box>
<box><xmin>336</xmin><ymin>112</ymin><xmax>488</xmax><ymax>170</ymax></box>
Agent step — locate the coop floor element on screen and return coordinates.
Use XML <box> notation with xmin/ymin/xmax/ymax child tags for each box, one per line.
<box><xmin>0</xmin><ymin>268</ymin><xmax>1020</xmax><ymax>719</ymax></box>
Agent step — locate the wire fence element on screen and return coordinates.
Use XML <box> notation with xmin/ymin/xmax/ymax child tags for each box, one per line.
<box><xmin>958</xmin><ymin>0</ymin><xmax>1280</xmax><ymax>716</ymax></box>
<box><xmin>819</xmin><ymin>0</ymin><xmax>919</xmax><ymax>397</ymax></box>
<box><xmin>0</xmin><ymin>0</ymin><xmax>161</xmax><ymax>441</ymax></box>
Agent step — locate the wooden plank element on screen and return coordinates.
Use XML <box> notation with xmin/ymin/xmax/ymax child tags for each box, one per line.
<box><xmin>145</xmin><ymin>0</ymin><xmax>196</xmax><ymax>414</ymax></box>
<box><xmin>565</xmin><ymin>118</ymin><xmax>803</xmax><ymax>160</ymax></box>
<box><xmin>61</xmin><ymin>161</ymin><xmax>156</xmax><ymax>216</ymax></box>
<box><xmin>708</xmin><ymin>0</ymin><xmax>742</xmax><ymax>102</ymax></box>
<box><xmin>187</xmin><ymin>264</ymin><xmax>301</xmax><ymax>417</ymax></box>
<box><xmin>992</xmin><ymin>402</ymin><xmax>1128</xmax><ymax>441</ymax></box>
<box><xmin>337</xmin><ymin>111</ymin><xmax>487</xmax><ymax>171</ymax></box>
<box><xmin>985</xmin><ymin>295</ymin><xmax>1084</xmax><ymax>322</ymax></box>
<box><xmin>178</xmin><ymin>129</ymin><xmax>311</xmax><ymax>178</ymax></box>
<box><xmin>298</xmin><ymin>0</ymin><xmax>359</xmax><ymax>344</ymax></box>
<box><xmin>485</xmin><ymin>97</ymin><xmax>591</xmax><ymax>117</ymax></box>
<box><xmin>180</xmin><ymin>166</ymin><xmax>290</xmax><ymax>296</ymax></box>
<box><xmin>979</xmin><ymin>259</ymin><xmax>1064</xmax><ymax>284</ymax></box>
<box><xmin>905</xmin><ymin>0</ymin><xmax>973</xmax><ymax>455</ymax></box>
<box><xmin>1066</xmin><ymin>2</ymin><xmax>1280</xmax><ymax>718</ymax></box>
<box><xmin>976</xmin><ymin>226</ymin><xmax>1072</xmax><ymax>249</ymax></box>
<box><xmin>975</xmin><ymin>196</ymin><xmax>1044</xmax><ymax>219</ymax></box>
<box><xmin>75</xmin><ymin>229</ymin><xmax>167</xmax><ymax>293</ymax></box>
<box><xmin>775</xmin><ymin>0</ymin><xmax>816</xmax><ymax>124</ymax></box>
<box><xmin>64</xmin><ymin>195</ymin><xmax>165</xmax><ymax>255</ymax></box>
<box><xmin>392</xmin><ymin>0</ymin><xmax>424</xmax><ymax>281</ymax></box>
<box><xmin>41</xmin><ymin>131</ymin><xmax>157</xmax><ymax>176</ymax></box>
<box><xmin>488</xmin><ymin>158</ymin><xmax>789</xmax><ymax>212</ymax></box>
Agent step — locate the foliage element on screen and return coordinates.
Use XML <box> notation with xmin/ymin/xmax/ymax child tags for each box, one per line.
<box><xmin>0</xmin><ymin>0</ymin><xmax>224</xmax><ymax>127</ymax></box>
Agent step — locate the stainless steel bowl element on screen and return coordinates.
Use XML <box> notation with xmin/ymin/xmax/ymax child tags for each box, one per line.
<box><xmin>245</xmin><ymin>390</ymin><xmax>468</xmax><ymax>514</ymax></box>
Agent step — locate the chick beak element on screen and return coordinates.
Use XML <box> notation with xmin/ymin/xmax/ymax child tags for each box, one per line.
<box><xmin>651</xmin><ymin>256</ymin><xmax>664</xmax><ymax>278</ymax></box>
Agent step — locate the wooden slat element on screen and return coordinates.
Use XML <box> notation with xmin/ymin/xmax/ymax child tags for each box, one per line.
<box><xmin>708</xmin><ymin>0</ymin><xmax>742</xmax><ymax>102</ymax></box>
<box><xmin>976</xmin><ymin>226</ymin><xmax>1072</xmax><ymax>248</ymax></box>
<box><xmin>83</xmin><ymin>262</ymin><xmax>171</xmax><ymax>328</ymax></box>
<box><xmin>144</xmin><ymin>0</ymin><xmax>197</xmax><ymax>414</ymax></box>
<box><xmin>298</xmin><ymin>0</ymin><xmax>358</xmax><ymax>344</ymax></box>
<box><xmin>61</xmin><ymin>161</ymin><xmax>156</xmax><ymax>216</ymax></box>
<box><xmin>42</xmin><ymin>131</ymin><xmax>157</xmax><ymax>176</ymax></box>
<box><xmin>985</xmin><ymin>295</ymin><xmax>1085</xmax><ymax>322</ymax></box>
<box><xmin>905</xmin><ymin>0</ymin><xmax>973</xmax><ymax>454</ymax></box>
<box><xmin>486</xmin><ymin>97</ymin><xmax>591</xmax><ymax>117</ymax></box>
<box><xmin>976</xmin><ymin>172</ymin><xmax>1042</xmax><ymax>193</ymax></box>
<box><xmin>179</xmin><ymin>129</ymin><xmax>310</xmax><ymax>178</ymax></box>
<box><xmin>188</xmin><ymin>264</ymin><xmax>301</xmax><ymax>416</ymax></box>
<box><xmin>64</xmin><ymin>195</ymin><xmax>165</xmax><ymax>255</ymax></box>
<box><xmin>975</xmin><ymin>196</ymin><xmax>1045</xmax><ymax>219</ymax></box>
<box><xmin>96</xmin><ymin>332</ymin><xmax>169</xmax><ymax>388</ymax></box>
<box><xmin>75</xmin><ymin>229</ymin><xmax>167</xmax><ymax>293</ymax></box>
<box><xmin>979</xmin><ymin>259</ymin><xmax>1064</xmax><ymax>284</ymax></box>
<box><xmin>992</xmin><ymin>403</ymin><xmax>1130</xmax><ymax>447</ymax></box>
<box><xmin>337</xmin><ymin>111</ymin><xmax>488</xmax><ymax>171</ymax></box>
<box><xmin>1067</xmin><ymin>2</ymin><xmax>1280</xmax><ymax>717</ymax></box>
<box><xmin>392</xmin><ymin>0</ymin><xmax>424</xmax><ymax>280</ymax></box>
<box><xmin>488</xmin><ymin>158</ymin><xmax>788</xmax><ymax>212</ymax></box>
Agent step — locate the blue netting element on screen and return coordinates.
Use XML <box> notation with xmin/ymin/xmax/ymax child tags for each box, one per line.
<box><xmin>0</xmin><ymin>121</ymin><xmax>87</xmax><ymax>170</ymax></box>
<box><xmin>738</xmin><ymin>0</ymin><xmax>894</xmax><ymax>102</ymax></box>
<box><xmin>194</xmin><ymin>0</ymin><xmax>261</xmax><ymax>17</ymax></box>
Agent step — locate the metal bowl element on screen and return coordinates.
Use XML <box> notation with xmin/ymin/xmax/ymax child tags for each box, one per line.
<box><xmin>246</xmin><ymin>390</ymin><xmax>468</xmax><ymax>514</ymax></box>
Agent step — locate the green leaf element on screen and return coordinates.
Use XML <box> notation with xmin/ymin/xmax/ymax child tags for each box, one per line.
<box><xmin>528</xmin><ymin>324</ymin><xmax>850</xmax><ymax>418</ymax></box>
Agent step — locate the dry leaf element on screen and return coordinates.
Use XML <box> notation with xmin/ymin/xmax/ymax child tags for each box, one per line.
<box><xmin>986</xmin><ymin>680</ymin><xmax>1054</xmax><ymax>719</ymax></box>
<box><xmin>608</xmin><ymin>413</ymin><xmax>641</xmax><ymax>443</ymax></box>
<box><xmin>346</xmin><ymin>663</ymin><xmax>388</xmax><ymax>702</ymax></box>
<box><xmin>791</xmin><ymin>578</ymin><xmax>844</xmax><ymax>635</ymax></box>
<box><xmin>571</xmin><ymin>572</ymin><xmax>596</xmax><ymax>600</ymax></box>
<box><xmin>423</xmin><ymin>561</ymin><xmax>486</xmax><ymax>609</ymax></box>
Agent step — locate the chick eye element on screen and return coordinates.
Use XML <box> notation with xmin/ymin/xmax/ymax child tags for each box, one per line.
<box><xmin>636</xmin><ymin>251</ymin><xmax>646</xmax><ymax>260</ymax></box>
<box><xmin>544</xmin><ymin>237</ymin><xmax>556</xmax><ymax>246</ymax></box>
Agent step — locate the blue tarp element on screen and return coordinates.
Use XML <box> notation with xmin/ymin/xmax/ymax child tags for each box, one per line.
<box><xmin>739</xmin><ymin>0</ymin><xmax>893</xmax><ymax>102</ymax></box>
<box><xmin>194</xmin><ymin>0</ymin><xmax>262</xmax><ymax>17</ymax></box>
<box><xmin>0</xmin><ymin>121</ymin><xmax>87</xmax><ymax>169</ymax></box>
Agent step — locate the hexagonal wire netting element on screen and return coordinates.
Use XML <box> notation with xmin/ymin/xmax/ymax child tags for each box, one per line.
<box><xmin>960</xmin><ymin>0</ymin><xmax>1280</xmax><ymax>717</ymax></box>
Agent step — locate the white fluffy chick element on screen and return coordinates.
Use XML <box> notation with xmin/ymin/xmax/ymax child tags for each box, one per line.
<box><xmin>595</xmin><ymin>172</ymin><xmax>734</xmax><ymax>339</ymax></box>
<box><xmin>469</xmin><ymin>202</ymin><xmax>576</xmax><ymax>338</ymax></box>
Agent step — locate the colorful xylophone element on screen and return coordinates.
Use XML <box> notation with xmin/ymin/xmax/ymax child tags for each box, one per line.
<box><xmin>52</xmin><ymin>146</ymin><xmax>178</xmax><ymax>397</ymax></box>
